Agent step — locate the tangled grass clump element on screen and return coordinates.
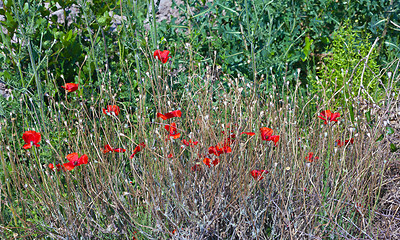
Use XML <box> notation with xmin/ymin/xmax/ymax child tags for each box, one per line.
<box><xmin>1</xmin><ymin>55</ymin><xmax>399</xmax><ymax>239</ymax></box>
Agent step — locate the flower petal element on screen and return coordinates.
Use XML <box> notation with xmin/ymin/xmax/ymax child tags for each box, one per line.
<box><xmin>23</xmin><ymin>143</ymin><xmax>32</xmax><ymax>149</ymax></box>
<box><xmin>160</xmin><ymin>50</ymin><xmax>170</xmax><ymax>63</ymax></box>
<box><xmin>61</xmin><ymin>83</ymin><xmax>79</xmax><ymax>93</ymax></box>
<box><xmin>130</xmin><ymin>142</ymin><xmax>145</xmax><ymax>159</ymax></box>
<box><xmin>269</xmin><ymin>135</ymin><xmax>280</xmax><ymax>146</ymax></box>
<box><xmin>22</xmin><ymin>131</ymin><xmax>41</xmax><ymax>149</ymax></box>
<box><xmin>191</xmin><ymin>163</ymin><xmax>201</xmax><ymax>172</ymax></box>
<box><xmin>330</xmin><ymin>112</ymin><xmax>340</xmax><ymax>121</ymax></box>
<box><xmin>203</xmin><ymin>158</ymin><xmax>211</xmax><ymax>167</ymax></box>
<box><xmin>157</xmin><ymin>110</ymin><xmax>181</xmax><ymax>120</ymax></box>
<box><xmin>63</xmin><ymin>161</ymin><xmax>75</xmax><ymax>171</ymax></box>
<box><xmin>153</xmin><ymin>50</ymin><xmax>162</xmax><ymax>60</ymax></box>
<box><xmin>171</xmin><ymin>133</ymin><xmax>181</xmax><ymax>139</ymax></box>
<box><xmin>113</xmin><ymin>148</ymin><xmax>126</xmax><ymax>153</ymax></box>
<box><xmin>250</xmin><ymin>170</ymin><xmax>268</xmax><ymax>181</ymax></box>
<box><xmin>260</xmin><ymin>127</ymin><xmax>273</xmax><ymax>141</ymax></box>
<box><xmin>157</xmin><ymin>113</ymin><xmax>167</xmax><ymax>120</ymax></box>
<box><xmin>78</xmin><ymin>154</ymin><xmax>89</xmax><ymax>165</ymax></box>
<box><xmin>240</xmin><ymin>132</ymin><xmax>256</xmax><ymax>136</ymax></box>
<box><xmin>103</xmin><ymin>144</ymin><xmax>114</xmax><ymax>153</ymax></box>
<box><xmin>103</xmin><ymin>105</ymin><xmax>120</xmax><ymax>116</ymax></box>
<box><xmin>211</xmin><ymin>158</ymin><xmax>220</xmax><ymax>166</ymax></box>
<box><xmin>66</xmin><ymin>153</ymin><xmax>79</xmax><ymax>162</ymax></box>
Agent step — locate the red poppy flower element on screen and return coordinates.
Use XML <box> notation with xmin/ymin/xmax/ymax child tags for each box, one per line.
<box><xmin>203</xmin><ymin>158</ymin><xmax>219</xmax><ymax>167</ymax></box>
<box><xmin>113</xmin><ymin>148</ymin><xmax>126</xmax><ymax>153</ymax></box>
<box><xmin>305</xmin><ymin>152</ymin><xmax>319</xmax><ymax>163</ymax></box>
<box><xmin>267</xmin><ymin>135</ymin><xmax>280</xmax><ymax>146</ymax></box>
<box><xmin>250</xmin><ymin>170</ymin><xmax>268</xmax><ymax>181</ymax></box>
<box><xmin>208</xmin><ymin>144</ymin><xmax>231</xmax><ymax>156</ymax></box>
<box><xmin>203</xmin><ymin>157</ymin><xmax>212</xmax><ymax>167</ymax></box>
<box><xmin>212</xmin><ymin>158</ymin><xmax>220</xmax><ymax>166</ymax></box>
<box><xmin>153</xmin><ymin>49</ymin><xmax>171</xmax><ymax>64</ymax></box>
<box><xmin>336</xmin><ymin>138</ymin><xmax>354</xmax><ymax>147</ymax></box>
<box><xmin>223</xmin><ymin>145</ymin><xmax>232</xmax><ymax>154</ymax></box>
<box><xmin>336</xmin><ymin>140</ymin><xmax>344</xmax><ymax>147</ymax></box>
<box><xmin>165</xmin><ymin>122</ymin><xmax>181</xmax><ymax>139</ymax></box>
<box><xmin>191</xmin><ymin>163</ymin><xmax>201</xmax><ymax>172</ymax></box>
<box><xmin>182</xmin><ymin>139</ymin><xmax>198</xmax><ymax>147</ymax></box>
<box><xmin>157</xmin><ymin>110</ymin><xmax>182</xmax><ymax>120</ymax></box>
<box><xmin>318</xmin><ymin>110</ymin><xmax>340</xmax><ymax>124</ymax></box>
<box><xmin>102</xmin><ymin>144</ymin><xmax>126</xmax><ymax>153</ymax></box>
<box><xmin>130</xmin><ymin>142</ymin><xmax>146</xmax><ymax>159</ymax></box>
<box><xmin>22</xmin><ymin>130</ymin><xmax>41</xmax><ymax>149</ymax></box>
<box><xmin>240</xmin><ymin>132</ymin><xmax>256</xmax><ymax>136</ymax></box>
<box><xmin>260</xmin><ymin>127</ymin><xmax>279</xmax><ymax>146</ymax></box>
<box><xmin>260</xmin><ymin>127</ymin><xmax>273</xmax><ymax>141</ymax></box>
<box><xmin>62</xmin><ymin>153</ymin><xmax>89</xmax><ymax>171</ymax></box>
<box><xmin>49</xmin><ymin>163</ymin><xmax>63</xmax><ymax>171</ymax></box>
<box><xmin>61</xmin><ymin>83</ymin><xmax>79</xmax><ymax>93</ymax></box>
<box><xmin>168</xmin><ymin>153</ymin><xmax>174</xmax><ymax>158</ymax></box>
<box><xmin>103</xmin><ymin>105</ymin><xmax>120</xmax><ymax>116</ymax></box>
<box><xmin>103</xmin><ymin>144</ymin><xmax>114</xmax><ymax>153</ymax></box>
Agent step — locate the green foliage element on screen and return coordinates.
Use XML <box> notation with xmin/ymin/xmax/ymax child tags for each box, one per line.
<box><xmin>390</xmin><ymin>143</ymin><xmax>399</xmax><ymax>152</ymax></box>
<box><xmin>166</xmin><ymin>0</ymin><xmax>398</xmax><ymax>92</ymax></box>
<box><xmin>313</xmin><ymin>22</ymin><xmax>380</xmax><ymax>102</ymax></box>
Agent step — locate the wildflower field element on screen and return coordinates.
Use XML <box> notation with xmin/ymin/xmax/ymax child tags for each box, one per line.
<box><xmin>0</xmin><ymin>0</ymin><xmax>400</xmax><ymax>239</ymax></box>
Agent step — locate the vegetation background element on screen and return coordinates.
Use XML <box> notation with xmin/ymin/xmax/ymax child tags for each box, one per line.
<box><xmin>0</xmin><ymin>0</ymin><xmax>399</xmax><ymax>239</ymax></box>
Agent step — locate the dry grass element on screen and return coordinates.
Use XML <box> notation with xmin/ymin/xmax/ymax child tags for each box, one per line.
<box><xmin>0</xmin><ymin>53</ymin><xmax>399</xmax><ymax>239</ymax></box>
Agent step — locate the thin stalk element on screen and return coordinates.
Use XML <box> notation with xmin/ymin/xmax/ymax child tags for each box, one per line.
<box><xmin>150</xmin><ymin>0</ymin><xmax>158</xmax><ymax>49</ymax></box>
<box><xmin>81</xmin><ymin>1</ymin><xmax>101</xmax><ymax>84</ymax></box>
<box><xmin>27</xmin><ymin>40</ymin><xmax>46</xmax><ymax>130</ymax></box>
<box><xmin>0</xmin><ymin>146</ymin><xmax>18</xmax><ymax>226</ymax></box>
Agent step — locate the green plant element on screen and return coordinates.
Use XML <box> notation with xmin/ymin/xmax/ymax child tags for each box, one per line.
<box><xmin>314</xmin><ymin>22</ymin><xmax>381</xmax><ymax>103</ymax></box>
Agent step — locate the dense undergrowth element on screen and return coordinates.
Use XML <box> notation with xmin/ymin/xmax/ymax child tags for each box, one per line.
<box><xmin>1</xmin><ymin>0</ymin><xmax>400</xmax><ymax>239</ymax></box>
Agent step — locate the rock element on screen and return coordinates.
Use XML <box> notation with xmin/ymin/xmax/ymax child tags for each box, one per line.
<box><xmin>144</xmin><ymin>0</ymin><xmax>213</xmax><ymax>30</ymax></box>
<box><xmin>144</xmin><ymin>0</ymin><xmax>184</xmax><ymax>30</ymax></box>
<box><xmin>0</xmin><ymin>81</ymin><xmax>11</xmax><ymax>100</ymax></box>
<box><xmin>156</xmin><ymin>0</ymin><xmax>184</xmax><ymax>23</ymax></box>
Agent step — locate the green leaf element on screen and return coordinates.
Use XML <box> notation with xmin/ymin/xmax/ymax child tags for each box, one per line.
<box><xmin>98</xmin><ymin>11</ymin><xmax>111</xmax><ymax>27</ymax></box>
<box><xmin>366</xmin><ymin>110</ymin><xmax>371</xmax><ymax>123</ymax></box>
<box><xmin>349</xmin><ymin>104</ymin><xmax>355</xmax><ymax>122</ymax></box>
<box><xmin>301</xmin><ymin>37</ymin><xmax>313</xmax><ymax>61</ymax></box>
<box><xmin>375</xmin><ymin>134</ymin><xmax>384</xmax><ymax>142</ymax></box>
<box><xmin>390</xmin><ymin>143</ymin><xmax>398</xmax><ymax>153</ymax></box>
<box><xmin>386</xmin><ymin>127</ymin><xmax>394</xmax><ymax>135</ymax></box>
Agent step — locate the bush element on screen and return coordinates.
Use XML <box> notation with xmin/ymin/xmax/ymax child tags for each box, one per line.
<box><xmin>313</xmin><ymin>22</ymin><xmax>381</xmax><ymax>103</ymax></box>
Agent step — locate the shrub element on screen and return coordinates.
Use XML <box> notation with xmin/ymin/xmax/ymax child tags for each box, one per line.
<box><xmin>314</xmin><ymin>22</ymin><xmax>380</xmax><ymax>103</ymax></box>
